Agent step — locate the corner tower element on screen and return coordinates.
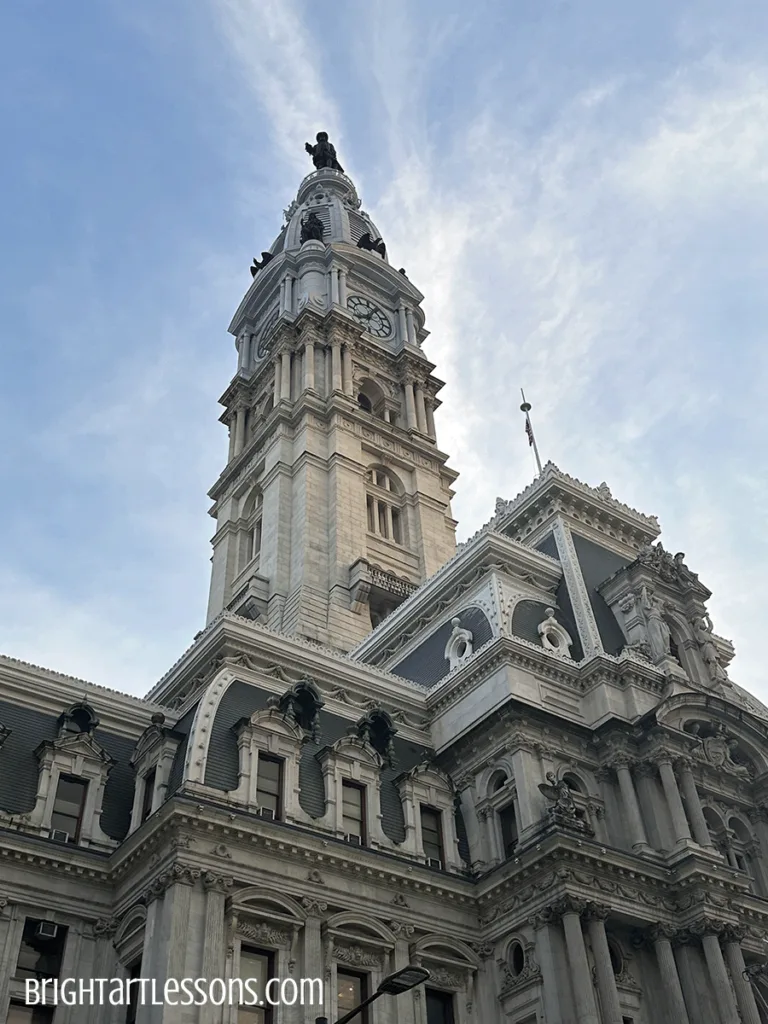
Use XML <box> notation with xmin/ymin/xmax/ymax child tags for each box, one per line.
<box><xmin>206</xmin><ymin>136</ymin><xmax>458</xmax><ymax>649</ymax></box>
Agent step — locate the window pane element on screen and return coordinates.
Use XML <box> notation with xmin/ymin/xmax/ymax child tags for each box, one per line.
<box><xmin>8</xmin><ymin>1006</ymin><xmax>55</xmax><ymax>1024</ymax></box>
<box><xmin>256</xmin><ymin>757</ymin><xmax>282</xmax><ymax>816</ymax></box>
<box><xmin>499</xmin><ymin>804</ymin><xmax>518</xmax><ymax>857</ymax></box>
<box><xmin>421</xmin><ymin>807</ymin><xmax>443</xmax><ymax>862</ymax></box>
<box><xmin>51</xmin><ymin>776</ymin><xmax>87</xmax><ymax>840</ymax></box>
<box><xmin>16</xmin><ymin>919</ymin><xmax>67</xmax><ymax>981</ymax></box>
<box><xmin>342</xmin><ymin>783</ymin><xmax>365</xmax><ymax>840</ymax></box>
<box><xmin>338</xmin><ymin>970</ymin><xmax>368</xmax><ymax>1024</ymax></box>
<box><xmin>239</xmin><ymin>948</ymin><xmax>273</xmax><ymax>1024</ymax></box>
<box><xmin>140</xmin><ymin>769</ymin><xmax>156</xmax><ymax>823</ymax></box>
<box><xmin>426</xmin><ymin>989</ymin><xmax>455</xmax><ymax>1024</ymax></box>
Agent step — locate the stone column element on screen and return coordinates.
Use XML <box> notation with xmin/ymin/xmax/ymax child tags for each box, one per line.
<box><xmin>338</xmin><ymin>268</ymin><xmax>348</xmax><ymax>306</ymax></box>
<box><xmin>234</xmin><ymin>406</ymin><xmax>246</xmax><ymax>456</ymax></box>
<box><xmin>280</xmin><ymin>277</ymin><xmax>287</xmax><ymax>312</ymax></box>
<box><xmin>0</xmin><ymin>898</ymin><xmax>21</xmax><ymax>1017</ymax></box>
<box><xmin>331</xmin><ymin>268</ymin><xmax>340</xmax><ymax>305</ymax></box>
<box><xmin>723</xmin><ymin>927</ymin><xmax>761</xmax><ymax>1024</ymax></box>
<box><xmin>303</xmin><ymin>338</ymin><xmax>315</xmax><ymax>392</ymax></box>
<box><xmin>273</xmin><ymin>358</ymin><xmax>281</xmax><ymax>404</ymax></box>
<box><xmin>555</xmin><ymin>899</ymin><xmax>600</xmax><ymax>1024</ymax></box>
<box><xmin>678</xmin><ymin>762</ymin><xmax>713</xmax><ymax>846</ymax></box>
<box><xmin>656</xmin><ymin>757</ymin><xmax>692</xmax><ymax>844</ymax></box>
<box><xmin>531</xmin><ymin>910</ymin><xmax>565</xmax><ymax>1024</ymax></box>
<box><xmin>649</xmin><ymin>924</ymin><xmax>690</xmax><ymax>1024</ymax></box>
<box><xmin>342</xmin><ymin>345</ymin><xmax>353</xmax><ymax>396</ymax></box>
<box><xmin>227</xmin><ymin>414</ymin><xmax>237</xmax><ymax>461</ymax></box>
<box><xmin>425</xmin><ymin>401</ymin><xmax>436</xmax><ymax>439</ymax></box>
<box><xmin>414</xmin><ymin>384</ymin><xmax>428</xmax><ymax>433</ymax></box>
<box><xmin>301</xmin><ymin>898</ymin><xmax>326</xmax><ymax>1024</ymax></box>
<box><xmin>404</xmin><ymin>382</ymin><xmax>417</xmax><ymax>429</ymax></box>
<box><xmin>201</xmin><ymin>874</ymin><xmax>233</xmax><ymax>1024</ymax></box>
<box><xmin>405</xmin><ymin>307</ymin><xmax>416</xmax><ymax>345</ymax></box>
<box><xmin>285</xmin><ymin>275</ymin><xmax>294</xmax><ymax>314</ymax></box>
<box><xmin>163</xmin><ymin>868</ymin><xmax>199</xmax><ymax>1024</ymax></box>
<box><xmin>390</xmin><ymin>928</ymin><xmax>416</xmax><ymax>1024</ymax></box>
<box><xmin>696</xmin><ymin>923</ymin><xmax>740</xmax><ymax>1024</ymax></box>
<box><xmin>398</xmin><ymin>304</ymin><xmax>408</xmax><ymax>346</ymax></box>
<box><xmin>614</xmin><ymin>761</ymin><xmax>651</xmax><ymax>851</ymax></box>
<box><xmin>331</xmin><ymin>342</ymin><xmax>342</xmax><ymax>392</ymax></box>
<box><xmin>585</xmin><ymin>905</ymin><xmax>622</xmax><ymax>1024</ymax></box>
<box><xmin>281</xmin><ymin>350</ymin><xmax>292</xmax><ymax>402</ymax></box>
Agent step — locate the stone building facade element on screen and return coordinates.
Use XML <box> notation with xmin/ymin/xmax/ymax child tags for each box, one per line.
<box><xmin>1</xmin><ymin>148</ymin><xmax>768</xmax><ymax>1024</ymax></box>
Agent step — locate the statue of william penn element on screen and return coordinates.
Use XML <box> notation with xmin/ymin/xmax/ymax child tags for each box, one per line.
<box><xmin>305</xmin><ymin>132</ymin><xmax>344</xmax><ymax>173</ymax></box>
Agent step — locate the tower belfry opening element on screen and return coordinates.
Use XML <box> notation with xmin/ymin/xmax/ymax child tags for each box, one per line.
<box><xmin>206</xmin><ymin>134</ymin><xmax>457</xmax><ymax>648</ymax></box>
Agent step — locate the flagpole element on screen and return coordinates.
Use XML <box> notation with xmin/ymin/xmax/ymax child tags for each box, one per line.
<box><xmin>520</xmin><ymin>389</ymin><xmax>543</xmax><ymax>475</ymax></box>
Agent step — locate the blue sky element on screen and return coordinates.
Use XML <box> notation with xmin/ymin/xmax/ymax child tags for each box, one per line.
<box><xmin>1</xmin><ymin>0</ymin><xmax>767</xmax><ymax>699</ymax></box>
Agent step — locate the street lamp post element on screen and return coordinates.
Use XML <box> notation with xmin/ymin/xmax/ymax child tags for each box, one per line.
<box><xmin>316</xmin><ymin>965</ymin><xmax>430</xmax><ymax>1024</ymax></box>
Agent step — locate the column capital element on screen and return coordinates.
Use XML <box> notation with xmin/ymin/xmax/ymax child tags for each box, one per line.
<box><xmin>633</xmin><ymin>760</ymin><xmax>658</xmax><ymax>779</ymax></box>
<box><xmin>721</xmin><ymin>924</ymin><xmax>748</xmax><ymax>944</ymax></box>
<box><xmin>203</xmin><ymin>872</ymin><xmax>234</xmax><ymax>894</ymax></box>
<box><xmin>301</xmin><ymin>896</ymin><xmax>329</xmax><ymax>916</ymax></box>
<box><xmin>688</xmin><ymin>916</ymin><xmax>726</xmax><ymax>939</ymax></box>
<box><xmin>647</xmin><ymin>922</ymin><xmax>678</xmax><ymax>944</ymax></box>
<box><xmin>93</xmin><ymin>917</ymin><xmax>119</xmax><ymax>938</ymax></box>
<box><xmin>583</xmin><ymin>901</ymin><xmax>610</xmax><ymax>922</ymax></box>
<box><xmin>549</xmin><ymin>895</ymin><xmax>588</xmax><ymax>918</ymax></box>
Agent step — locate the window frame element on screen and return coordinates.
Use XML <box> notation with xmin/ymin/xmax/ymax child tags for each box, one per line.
<box><xmin>425</xmin><ymin>987</ymin><xmax>456</xmax><ymax>1024</ymax></box>
<box><xmin>237</xmin><ymin>945</ymin><xmax>276</xmax><ymax>1024</ymax></box>
<box><xmin>341</xmin><ymin>780</ymin><xmax>367</xmax><ymax>845</ymax></box>
<box><xmin>336</xmin><ymin>967</ymin><xmax>369</xmax><ymax>1024</ymax></box>
<box><xmin>255</xmin><ymin>753</ymin><xmax>284</xmax><ymax>820</ymax></box>
<box><xmin>50</xmin><ymin>774</ymin><xmax>88</xmax><ymax>843</ymax></box>
<box><xmin>420</xmin><ymin>805</ymin><xmax>445</xmax><ymax>866</ymax></box>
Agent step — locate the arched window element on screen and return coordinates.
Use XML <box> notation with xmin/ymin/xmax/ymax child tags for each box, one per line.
<box><xmin>239</xmin><ymin>488</ymin><xmax>263</xmax><ymax>568</ymax></box>
<box><xmin>356</xmin><ymin>378</ymin><xmax>388</xmax><ymax>421</ymax></box>
<box><xmin>365</xmin><ymin>467</ymin><xmax>405</xmax><ymax>545</ymax></box>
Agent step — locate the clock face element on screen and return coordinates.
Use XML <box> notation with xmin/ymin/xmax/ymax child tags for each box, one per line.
<box><xmin>347</xmin><ymin>295</ymin><xmax>392</xmax><ymax>339</ymax></box>
<box><xmin>255</xmin><ymin>309</ymin><xmax>280</xmax><ymax>359</ymax></box>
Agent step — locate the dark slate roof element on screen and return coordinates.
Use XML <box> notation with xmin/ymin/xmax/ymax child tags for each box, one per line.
<box><xmin>203</xmin><ymin>680</ymin><xmax>434</xmax><ymax>845</ymax></box>
<box><xmin>0</xmin><ymin>699</ymin><xmax>136</xmax><ymax>840</ymax></box>
<box><xmin>511</xmin><ymin>599</ymin><xmax>583</xmax><ymax>661</ymax></box>
<box><xmin>571</xmin><ymin>533</ymin><xmax>628</xmax><ymax>655</ymax></box>
<box><xmin>390</xmin><ymin>607</ymin><xmax>493</xmax><ymax>688</ymax></box>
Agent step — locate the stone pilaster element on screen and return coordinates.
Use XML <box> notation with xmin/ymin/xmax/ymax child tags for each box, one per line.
<box><xmin>552</xmin><ymin>898</ymin><xmax>600</xmax><ymax>1024</ymax></box>
<box><xmin>655</xmin><ymin>756</ymin><xmax>691</xmax><ymax>844</ymax></box>
<box><xmin>613</xmin><ymin>760</ymin><xmax>651</xmax><ymax>852</ymax></box>
<box><xmin>648</xmin><ymin>924</ymin><xmax>690</xmax><ymax>1024</ymax></box>
<box><xmin>201</xmin><ymin>874</ymin><xmax>233</xmax><ymax>1024</ymax></box>
<box><xmin>584</xmin><ymin>904</ymin><xmax>622</xmax><ymax>1024</ymax></box>
<box><xmin>677</xmin><ymin>761</ymin><xmax>713</xmax><ymax>847</ymax></box>
<box><xmin>530</xmin><ymin>910</ymin><xmax>565</xmax><ymax>1024</ymax></box>
<box><xmin>722</xmin><ymin>926</ymin><xmax>761</xmax><ymax>1024</ymax></box>
<box><xmin>691</xmin><ymin>920</ymin><xmax>740</xmax><ymax>1024</ymax></box>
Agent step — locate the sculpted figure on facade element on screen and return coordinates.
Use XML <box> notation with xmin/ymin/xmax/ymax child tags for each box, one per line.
<box><xmin>692</xmin><ymin>614</ymin><xmax>729</xmax><ymax>685</ymax></box>
<box><xmin>300</xmin><ymin>210</ymin><xmax>325</xmax><ymax>244</ymax></box>
<box><xmin>640</xmin><ymin>585</ymin><xmax>671</xmax><ymax>662</ymax></box>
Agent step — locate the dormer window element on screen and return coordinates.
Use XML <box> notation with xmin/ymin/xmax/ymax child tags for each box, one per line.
<box><xmin>342</xmin><ymin>781</ymin><xmax>366</xmax><ymax>844</ymax></box>
<box><xmin>420</xmin><ymin>806</ymin><xmax>444</xmax><ymax>867</ymax></box>
<box><xmin>139</xmin><ymin>768</ymin><xmax>156</xmax><ymax>824</ymax></box>
<box><xmin>50</xmin><ymin>775</ymin><xmax>88</xmax><ymax>843</ymax></box>
<box><xmin>256</xmin><ymin>754</ymin><xmax>283</xmax><ymax>820</ymax></box>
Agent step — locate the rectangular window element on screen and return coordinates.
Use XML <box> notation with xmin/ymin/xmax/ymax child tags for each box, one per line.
<box><xmin>337</xmin><ymin>969</ymin><xmax>368</xmax><ymax>1024</ymax></box>
<box><xmin>125</xmin><ymin>960</ymin><xmax>142</xmax><ymax>1024</ymax></box>
<box><xmin>426</xmin><ymin>989</ymin><xmax>455</xmax><ymax>1024</ymax></box>
<box><xmin>342</xmin><ymin>781</ymin><xmax>366</xmax><ymax>844</ymax></box>
<box><xmin>253</xmin><ymin>519</ymin><xmax>263</xmax><ymax>557</ymax></box>
<box><xmin>140</xmin><ymin>768</ymin><xmax>156</xmax><ymax>824</ymax></box>
<box><xmin>50</xmin><ymin>775</ymin><xmax>88</xmax><ymax>842</ymax></box>
<box><xmin>238</xmin><ymin>947</ymin><xmax>275</xmax><ymax>1024</ymax></box>
<box><xmin>366</xmin><ymin>495</ymin><xmax>376</xmax><ymax>533</ymax></box>
<box><xmin>15</xmin><ymin>919</ymin><xmax>67</xmax><ymax>981</ymax></box>
<box><xmin>256</xmin><ymin>755</ymin><xmax>283</xmax><ymax>820</ymax></box>
<box><xmin>8</xmin><ymin>1006</ymin><xmax>55</xmax><ymax>1024</ymax></box>
<box><xmin>391</xmin><ymin>508</ymin><xmax>402</xmax><ymax>544</ymax></box>
<box><xmin>420</xmin><ymin>806</ymin><xmax>444</xmax><ymax>865</ymax></box>
<box><xmin>499</xmin><ymin>803</ymin><xmax>518</xmax><ymax>858</ymax></box>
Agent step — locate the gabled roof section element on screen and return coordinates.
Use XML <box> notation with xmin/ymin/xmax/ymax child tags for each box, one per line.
<box><xmin>484</xmin><ymin>462</ymin><xmax>660</xmax><ymax>556</ymax></box>
<box><xmin>351</xmin><ymin>529</ymin><xmax>562</xmax><ymax>665</ymax></box>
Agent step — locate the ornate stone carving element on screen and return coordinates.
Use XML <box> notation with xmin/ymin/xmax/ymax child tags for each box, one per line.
<box><xmin>444</xmin><ymin>618</ymin><xmax>474</xmax><ymax>670</ymax></box>
<box><xmin>93</xmin><ymin>918</ymin><xmax>119</xmax><ymax>937</ymax></box>
<box><xmin>333</xmin><ymin>945</ymin><xmax>384</xmax><ymax>968</ymax></box>
<box><xmin>239</xmin><ymin>921</ymin><xmax>290</xmax><ymax>947</ymax></box>
<box><xmin>426</xmin><ymin>967</ymin><xmax>464</xmax><ymax>989</ymax></box>
<box><xmin>391</xmin><ymin>893</ymin><xmax>410</xmax><ymax>908</ymax></box>
<box><xmin>637</xmin><ymin>542</ymin><xmax>700</xmax><ymax>589</ymax></box>
<box><xmin>390</xmin><ymin>921</ymin><xmax>415</xmax><ymax>938</ymax></box>
<box><xmin>537</xmin><ymin>608</ymin><xmax>573</xmax><ymax>658</ymax></box>
<box><xmin>203</xmin><ymin>873</ymin><xmax>234</xmax><ymax>894</ymax></box>
<box><xmin>691</xmin><ymin>615</ymin><xmax>729</xmax><ymax>685</ymax></box>
<box><xmin>640</xmin><ymin>585</ymin><xmax>671</xmax><ymax>662</ymax></box>
<box><xmin>301</xmin><ymin>896</ymin><xmax>328</xmax><ymax>915</ymax></box>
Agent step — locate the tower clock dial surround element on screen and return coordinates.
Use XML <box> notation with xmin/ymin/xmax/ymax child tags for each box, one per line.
<box><xmin>255</xmin><ymin>308</ymin><xmax>280</xmax><ymax>359</ymax></box>
<box><xmin>347</xmin><ymin>295</ymin><xmax>392</xmax><ymax>339</ymax></box>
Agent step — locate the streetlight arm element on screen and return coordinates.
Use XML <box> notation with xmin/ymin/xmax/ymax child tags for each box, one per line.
<box><xmin>333</xmin><ymin>990</ymin><xmax>383</xmax><ymax>1024</ymax></box>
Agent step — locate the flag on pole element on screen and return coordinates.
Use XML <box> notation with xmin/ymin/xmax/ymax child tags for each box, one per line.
<box><xmin>520</xmin><ymin>389</ymin><xmax>543</xmax><ymax>476</ymax></box>
<box><xmin>525</xmin><ymin>416</ymin><xmax>534</xmax><ymax>446</ymax></box>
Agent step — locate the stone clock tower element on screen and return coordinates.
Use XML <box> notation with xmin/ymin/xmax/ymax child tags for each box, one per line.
<box><xmin>205</xmin><ymin>139</ymin><xmax>458</xmax><ymax>649</ymax></box>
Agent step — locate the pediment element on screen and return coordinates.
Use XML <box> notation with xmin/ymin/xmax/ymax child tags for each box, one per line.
<box><xmin>36</xmin><ymin>731</ymin><xmax>114</xmax><ymax>765</ymax></box>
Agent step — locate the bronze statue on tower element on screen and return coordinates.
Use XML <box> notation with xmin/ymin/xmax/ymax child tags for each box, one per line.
<box><xmin>305</xmin><ymin>132</ymin><xmax>344</xmax><ymax>173</ymax></box>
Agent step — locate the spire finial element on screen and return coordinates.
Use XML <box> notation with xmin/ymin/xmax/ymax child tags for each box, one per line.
<box><xmin>520</xmin><ymin>389</ymin><xmax>543</xmax><ymax>476</ymax></box>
